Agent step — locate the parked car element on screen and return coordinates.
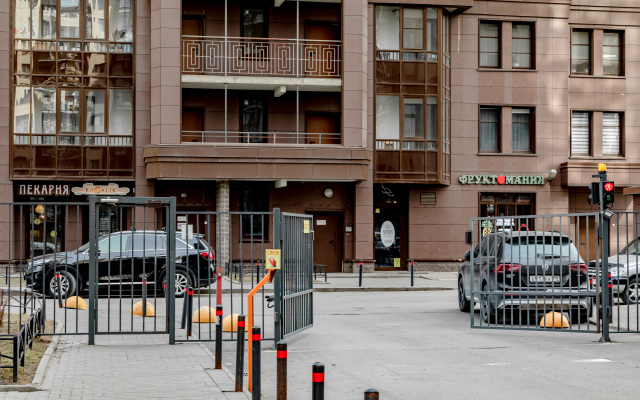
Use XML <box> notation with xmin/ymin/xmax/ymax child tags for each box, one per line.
<box><xmin>25</xmin><ymin>230</ymin><xmax>215</xmax><ymax>298</ymax></box>
<box><xmin>590</xmin><ymin>236</ymin><xmax>640</xmax><ymax>304</ymax></box>
<box><xmin>458</xmin><ymin>231</ymin><xmax>591</xmax><ymax>324</ymax></box>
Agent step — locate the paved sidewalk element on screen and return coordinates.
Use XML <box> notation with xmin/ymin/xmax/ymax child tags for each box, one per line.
<box><xmin>0</xmin><ymin>335</ymin><xmax>251</xmax><ymax>400</ymax></box>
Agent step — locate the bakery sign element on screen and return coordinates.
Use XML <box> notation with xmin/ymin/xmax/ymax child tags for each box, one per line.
<box><xmin>459</xmin><ymin>174</ymin><xmax>546</xmax><ymax>185</ymax></box>
<box><xmin>71</xmin><ymin>183</ymin><xmax>130</xmax><ymax>195</ymax></box>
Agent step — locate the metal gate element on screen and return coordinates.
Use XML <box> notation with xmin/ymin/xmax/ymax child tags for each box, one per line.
<box><xmin>274</xmin><ymin>211</ymin><xmax>314</xmax><ymax>341</ymax></box>
<box><xmin>463</xmin><ymin>213</ymin><xmax>600</xmax><ymax>332</ymax></box>
<box><xmin>88</xmin><ymin>197</ymin><xmax>177</xmax><ymax>343</ymax></box>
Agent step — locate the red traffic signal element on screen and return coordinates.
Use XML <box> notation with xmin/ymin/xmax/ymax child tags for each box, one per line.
<box><xmin>604</xmin><ymin>182</ymin><xmax>614</xmax><ymax>192</ymax></box>
<box><xmin>603</xmin><ymin>181</ymin><xmax>615</xmax><ymax>208</ymax></box>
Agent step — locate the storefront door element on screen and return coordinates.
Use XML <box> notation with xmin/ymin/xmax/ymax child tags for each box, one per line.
<box><xmin>374</xmin><ymin>184</ymin><xmax>406</xmax><ymax>270</ymax></box>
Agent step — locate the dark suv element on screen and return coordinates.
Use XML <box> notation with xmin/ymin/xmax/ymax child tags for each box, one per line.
<box><xmin>25</xmin><ymin>230</ymin><xmax>215</xmax><ymax>298</ymax></box>
<box><xmin>458</xmin><ymin>231</ymin><xmax>591</xmax><ymax>324</ymax></box>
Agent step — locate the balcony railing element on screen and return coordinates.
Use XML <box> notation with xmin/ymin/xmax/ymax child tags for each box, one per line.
<box><xmin>181</xmin><ymin>131</ymin><xmax>341</xmax><ymax>145</ymax></box>
<box><xmin>181</xmin><ymin>36</ymin><xmax>341</xmax><ymax>78</ymax></box>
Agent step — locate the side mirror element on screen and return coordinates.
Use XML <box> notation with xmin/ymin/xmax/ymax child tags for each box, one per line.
<box><xmin>464</xmin><ymin>250</ymin><xmax>470</xmax><ymax>261</ymax></box>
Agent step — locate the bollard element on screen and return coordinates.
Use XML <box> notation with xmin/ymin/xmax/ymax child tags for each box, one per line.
<box><xmin>276</xmin><ymin>341</ymin><xmax>287</xmax><ymax>400</ymax></box>
<box><xmin>410</xmin><ymin>260</ymin><xmax>414</xmax><ymax>287</ymax></box>
<box><xmin>56</xmin><ymin>274</ymin><xmax>63</xmax><ymax>308</ymax></box>
<box><xmin>312</xmin><ymin>363</ymin><xmax>324</xmax><ymax>400</ymax></box>
<box><xmin>142</xmin><ymin>278</ymin><xmax>147</xmax><ymax>317</ymax></box>
<box><xmin>180</xmin><ymin>287</ymin><xmax>188</xmax><ymax>329</ymax></box>
<box><xmin>187</xmin><ymin>287</ymin><xmax>194</xmax><ymax>337</ymax></box>
<box><xmin>235</xmin><ymin>315</ymin><xmax>246</xmax><ymax>392</ymax></box>
<box><xmin>364</xmin><ymin>389</ymin><xmax>380</xmax><ymax>399</ymax></box>
<box><xmin>251</xmin><ymin>327</ymin><xmax>261</xmax><ymax>399</ymax></box>
<box><xmin>358</xmin><ymin>261</ymin><xmax>363</xmax><ymax>287</ymax></box>
<box><xmin>256</xmin><ymin>261</ymin><xmax>261</xmax><ymax>285</ymax></box>
<box><xmin>215</xmin><ymin>304</ymin><xmax>223</xmax><ymax>369</ymax></box>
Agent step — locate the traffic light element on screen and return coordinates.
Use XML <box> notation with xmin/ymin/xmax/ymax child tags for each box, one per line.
<box><xmin>603</xmin><ymin>181</ymin><xmax>615</xmax><ymax>209</ymax></box>
<box><xmin>589</xmin><ymin>182</ymin><xmax>600</xmax><ymax>204</ymax></box>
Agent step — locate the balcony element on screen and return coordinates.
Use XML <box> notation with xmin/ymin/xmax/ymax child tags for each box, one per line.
<box><xmin>181</xmin><ymin>131</ymin><xmax>340</xmax><ymax>145</ymax></box>
<box><xmin>181</xmin><ymin>36</ymin><xmax>341</xmax><ymax>82</ymax></box>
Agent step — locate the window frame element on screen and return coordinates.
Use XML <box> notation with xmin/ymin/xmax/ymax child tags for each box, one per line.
<box><xmin>240</xmin><ymin>97</ymin><xmax>268</xmax><ymax>144</ymax></box>
<box><xmin>479</xmin><ymin>106</ymin><xmax>501</xmax><ymax>153</ymax></box>
<box><xmin>512</xmin><ymin>22</ymin><xmax>534</xmax><ymax>70</ymax></box>
<box><xmin>603</xmin><ymin>30</ymin><xmax>624</xmax><ymax>77</ymax></box>
<box><xmin>571</xmin><ymin>29</ymin><xmax>592</xmax><ymax>75</ymax></box>
<box><xmin>511</xmin><ymin>107</ymin><xmax>535</xmax><ymax>153</ymax></box>
<box><xmin>479</xmin><ymin>21</ymin><xmax>501</xmax><ymax>69</ymax></box>
<box><xmin>570</xmin><ymin>110</ymin><xmax>592</xmax><ymax>156</ymax></box>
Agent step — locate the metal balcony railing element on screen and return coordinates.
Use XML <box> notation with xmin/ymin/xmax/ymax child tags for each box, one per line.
<box><xmin>181</xmin><ymin>131</ymin><xmax>341</xmax><ymax>145</ymax></box>
<box><xmin>181</xmin><ymin>36</ymin><xmax>341</xmax><ymax>78</ymax></box>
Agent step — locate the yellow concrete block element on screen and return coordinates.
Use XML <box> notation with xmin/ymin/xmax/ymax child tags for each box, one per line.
<box><xmin>131</xmin><ymin>301</ymin><xmax>155</xmax><ymax>317</ymax></box>
<box><xmin>539</xmin><ymin>311</ymin><xmax>570</xmax><ymax>329</ymax></box>
<box><xmin>223</xmin><ymin>314</ymin><xmax>239</xmax><ymax>332</ymax></box>
<box><xmin>193</xmin><ymin>306</ymin><xmax>215</xmax><ymax>323</ymax></box>
<box><xmin>64</xmin><ymin>296</ymin><xmax>88</xmax><ymax>310</ymax></box>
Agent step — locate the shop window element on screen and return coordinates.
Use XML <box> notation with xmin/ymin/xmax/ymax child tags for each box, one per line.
<box><xmin>479</xmin><ymin>22</ymin><xmax>500</xmax><ymax>68</ymax></box>
<box><xmin>571</xmin><ymin>30</ymin><xmax>591</xmax><ymax>75</ymax></box>
<box><xmin>480</xmin><ymin>193</ymin><xmax>535</xmax><ymax>232</ymax></box>
<box><xmin>479</xmin><ymin>106</ymin><xmax>499</xmax><ymax>152</ymax></box>
<box><xmin>603</xmin><ymin>31</ymin><xmax>623</xmax><ymax>76</ymax></box>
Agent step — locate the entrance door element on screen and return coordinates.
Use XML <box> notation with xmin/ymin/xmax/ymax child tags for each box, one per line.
<box><xmin>304</xmin><ymin>22</ymin><xmax>340</xmax><ymax>77</ymax></box>
<box><xmin>312</xmin><ymin>213</ymin><xmax>343</xmax><ymax>273</ymax></box>
<box><xmin>306</xmin><ymin>112</ymin><xmax>340</xmax><ymax>144</ymax></box>
<box><xmin>182</xmin><ymin>16</ymin><xmax>204</xmax><ymax>73</ymax></box>
<box><xmin>182</xmin><ymin>107</ymin><xmax>204</xmax><ymax>142</ymax></box>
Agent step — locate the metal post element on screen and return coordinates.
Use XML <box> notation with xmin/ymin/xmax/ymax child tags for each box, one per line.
<box><xmin>595</xmin><ymin>169</ymin><xmax>611</xmax><ymax>343</ymax></box>
<box><xmin>180</xmin><ymin>287</ymin><xmax>188</xmax><ymax>329</ymax></box>
<box><xmin>312</xmin><ymin>362</ymin><xmax>324</xmax><ymax>400</ymax></box>
<box><xmin>167</xmin><ymin>198</ymin><xmax>177</xmax><ymax>344</ymax></box>
<box><xmin>235</xmin><ymin>315</ymin><xmax>246</xmax><ymax>392</ymax></box>
<box><xmin>251</xmin><ymin>327</ymin><xmax>261</xmax><ymax>399</ymax></box>
<box><xmin>187</xmin><ymin>287</ymin><xmax>193</xmax><ymax>337</ymax></box>
<box><xmin>142</xmin><ymin>278</ymin><xmax>147</xmax><ymax>317</ymax></box>
<box><xmin>276</xmin><ymin>341</ymin><xmax>287</xmax><ymax>400</ymax></box>
<box><xmin>358</xmin><ymin>261</ymin><xmax>363</xmax><ymax>287</ymax></box>
<box><xmin>273</xmin><ymin>208</ymin><xmax>283</xmax><ymax>344</ymax></box>
<box><xmin>215</xmin><ymin>305</ymin><xmax>223</xmax><ymax>369</ymax></box>
<box><xmin>364</xmin><ymin>389</ymin><xmax>380</xmax><ymax>400</ymax></box>
<box><xmin>88</xmin><ymin>198</ymin><xmax>97</xmax><ymax>345</ymax></box>
<box><xmin>56</xmin><ymin>274</ymin><xmax>63</xmax><ymax>308</ymax></box>
<box><xmin>410</xmin><ymin>260</ymin><xmax>414</xmax><ymax>287</ymax></box>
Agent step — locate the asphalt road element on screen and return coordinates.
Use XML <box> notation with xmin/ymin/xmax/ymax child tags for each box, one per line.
<box><xmin>212</xmin><ymin>289</ymin><xmax>640</xmax><ymax>400</ymax></box>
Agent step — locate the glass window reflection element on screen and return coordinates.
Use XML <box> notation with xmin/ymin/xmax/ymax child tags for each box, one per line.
<box><xmin>109</xmin><ymin>0</ymin><xmax>133</xmax><ymax>42</ymax></box>
<box><xmin>86</xmin><ymin>91</ymin><xmax>105</xmax><ymax>133</ymax></box>
<box><xmin>31</xmin><ymin>88</ymin><xmax>56</xmax><ymax>134</ymax></box>
<box><xmin>60</xmin><ymin>90</ymin><xmax>80</xmax><ymax>132</ymax></box>
<box><xmin>32</xmin><ymin>0</ymin><xmax>58</xmax><ymax>40</ymax></box>
<box><xmin>109</xmin><ymin>89</ymin><xmax>133</xmax><ymax>135</ymax></box>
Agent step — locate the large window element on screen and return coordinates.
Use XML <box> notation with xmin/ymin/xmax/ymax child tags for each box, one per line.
<box><xmin>12</xmin><ymin>0</ymin><xmax>134</xmax><ymax>178</ymax></box>
<box><xmin>375</xmin><ymin>6</ymin><xmax>447</xmax><ymax>183</ymax></box>
<box><xmin>603</xmin><ymin>112</ymin><xmax>621</xmax><ymax>156</ymax></box>
<box><xmin>603</xmin><ymin>31</ymin><xmax>622</xmax><ymax>76</ymax></box>
<box><xmin>512</xmin><ymin>108</ymin><xmax>533</xmax><ymax>152</ymax></box>
<box><xmin>571</xmin><ymin>111</ymin><xmax>623</xmax><ymax>157</ymax></box>
<box><xmin>479</xmin><ymin>22</ymin><xmax>500</xmax><ymax>68</ymax></box>
<box><xmin>571</xmin><ymin>30</ymin><xmax>591</xmax><ymax>74</ymax></box>
<box><xmin>571</xmin><ymin>111</ymin><xmax>591</xmax><ymax>156</ymax></box>
<box><xmin>512</xmin><ymin>23</ymin><xmax>533</xmax><ymax>69</ymax></box>
<box><xmin>479</xmin><ymin>107</ymin><xmax>499</xmax><ymax>152</ymax></box>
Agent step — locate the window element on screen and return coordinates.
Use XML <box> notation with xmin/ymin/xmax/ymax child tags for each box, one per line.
<box><xmin>512</xmin><ymin>108</ymin><xmax>533</xmax><ymax>152</ymax></box>
<box><xmin>479</xmin><ymin>22</ymin><xmax>500</xmax><ymax>68</ymax></box>
<box><xmin>571</xmin><ymin>30</ymin><xmax>591</xmax><ymax>74</ymax></box>
<box><xmin>241</xmin><ymin>99</ymin><xmax>266</xmax><ymax>143</ymax></box>
<box><xmin>403</xmin><ymin>98</ymin><xmax>423</xmax><ymax>138</ymax></box>
<box><xmin>239</xmin><ymin>183</ymin><xmax>269</xmax><ymax>241</ymax></box>
<box><xmin>603</xmin><ymin>31</ymin><xmax>622</xmax><ymax>76</ymax></box>
<box><xmin>242</xmin><ymin>7</ymin><xmax>267</xmax><ymax>57</ymax></box>
<box><xmin>571</xmin><ymin>111</ymin><xmax>591</xmax><ymax>155</ymax></box>
<box><xmin>479</xmin><ymin>107</ymin><xmax>499</xmax><ymax>152</ymax></box>
<box><xmin>603</xmin><ymin>112</ymin><xmax>621</xmax><ymax>156</ymax></box>
<box><xmin>512</xmin><ymin>23</ymin><xmax>533</xmax><ymax>69</ymax></box>
<box><xmin>98</xmin><ymin>234</ymin><xmax>129</xmax><ymax>254</ymax></box>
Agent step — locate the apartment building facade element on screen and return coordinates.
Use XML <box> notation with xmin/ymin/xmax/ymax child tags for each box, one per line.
<box><xmin>2</xmin><ymin>0</ymin><xmax>640</xmax><ymax>271</ymax></box>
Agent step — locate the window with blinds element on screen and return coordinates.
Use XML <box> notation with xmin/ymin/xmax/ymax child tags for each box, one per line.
<box><xmin>603</xmin><ymin>112</ymin><xmax>621</xmax><ymax>156</ymax></box>
<box><xmin>571</xmin><ymin>111</ymin><xmax>590</xmax><ymax>155</ymax></box>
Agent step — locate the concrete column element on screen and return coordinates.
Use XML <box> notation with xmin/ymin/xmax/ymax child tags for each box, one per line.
<box><xmin>151</xmin><ymin>0</ymin><xmax>181</xmax><ymax>144</ymax></box>
<box><xmin>342</xmin><ymin>0</ymin><xmax>368</xmax><ymax>147</ymax></box>
<box><xmin>216</xmin><ymin>180</ymin><xmax>230</xmax><ymax>269</ymax></box>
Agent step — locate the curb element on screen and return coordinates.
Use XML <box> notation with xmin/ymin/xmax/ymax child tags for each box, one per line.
<box><xmin>199</xmin><ymin>343</ymin><xmax>253</xmax><ymax>398</ymax></box>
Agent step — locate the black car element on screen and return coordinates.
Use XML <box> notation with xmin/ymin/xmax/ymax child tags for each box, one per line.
<box><xmin>25</xmin><ymin>230</ymin><xmax>216</xmax><ymax>298</ymax></box>
<box><xmin>458</xmin><ymin>231</ymin><xmax>591</xmax><ymax>324</ymax></box>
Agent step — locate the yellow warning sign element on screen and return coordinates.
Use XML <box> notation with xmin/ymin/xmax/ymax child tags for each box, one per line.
<box><xmin>303</xmin><ymin>220</ymin><xmax>310</xmax><ymax>234</ymax></box>
<box><xmin>265</xmin><ymin>249</ymin><xmax>281</xmax><ymax>270</ymax></box>
<box><xmin>394</xmin><ymin>258</ymin><xmax>400</xmax><ymax>268</ymax></box>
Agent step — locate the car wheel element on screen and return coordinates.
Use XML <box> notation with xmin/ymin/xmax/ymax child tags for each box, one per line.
<box><xmin>480</xmin><ymin>282</ymin><xmax>496</xmax><ymax>323</ymax></box>
<box><xmin>162</xmin><ymin>270</ymin><xmax>192</xmax><ymax>297</ymax></box>
<box><xmin>621</xmin><ymin>278</ymin><xmax>640</xmax><ymax>304</ymax></box>
<box><xmin>46</xmin><ymin>270</ymin><xmax>77</xmax><ymax>299</ymax></box>
<box><xmin>458</xmin><ymin>276</ymin><xmax>470</xmax><ymax>312</ymax></box>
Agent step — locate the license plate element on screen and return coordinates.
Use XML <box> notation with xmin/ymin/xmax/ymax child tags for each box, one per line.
<box><xmin>529</xmin><ymin>275</ymin><xmax>560</xmax><ymax>283</ymax></box>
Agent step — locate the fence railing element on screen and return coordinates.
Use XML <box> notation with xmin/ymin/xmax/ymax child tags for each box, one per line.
<box><xmin>182</xmin><ymin>36</ymin><xmax>341</xmax><ymax>78</ymax></box>
<box><xmin>181</xmin><ymin>130</ymin><xmax>341</xmax><ymax>145</ymax></box>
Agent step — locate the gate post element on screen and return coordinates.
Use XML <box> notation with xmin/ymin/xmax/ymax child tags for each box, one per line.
<box><xmin>167</xmin><ymin>198</ymin><xmax>177</xmax><ymax>345</ymax></box>
<box><xmin>273</xmin><ymin>208</ymin><xmax>283</xmax><ymax>345</ymax></box>
<box><xmin>88</xmin><ymin>197</ymin><xmax>97</xmax><ymax>345</ymax></box>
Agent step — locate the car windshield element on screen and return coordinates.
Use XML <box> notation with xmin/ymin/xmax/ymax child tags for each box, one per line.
<box><xmin>504</xmin><ymin>235</ymin><xmax>581</xmax><ymax>261</ymax></box>
<box><xmin>620</xmin><ymin>238</ymin><xmax>640</xmax><ymax>256</ymax></box>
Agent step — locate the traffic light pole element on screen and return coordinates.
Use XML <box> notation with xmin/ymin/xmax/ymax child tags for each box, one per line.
<box><xmin>594</xmin><ymin>169</ymin><xmax>611</xmax><ymax>343</ymax></box>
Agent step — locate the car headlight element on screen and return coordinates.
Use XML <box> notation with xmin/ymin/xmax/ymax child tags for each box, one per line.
<box><xmin>26</xmin><ymin>259</ymin><xmax>46</xmax><ymax>274</ymax></box>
